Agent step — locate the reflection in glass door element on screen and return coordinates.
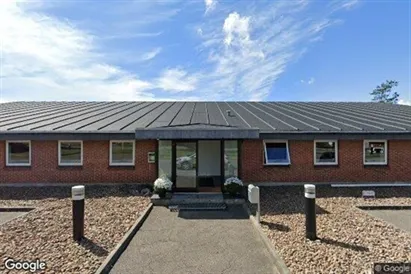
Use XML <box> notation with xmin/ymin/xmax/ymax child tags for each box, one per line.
<box><xmin>176</xmin><ymin>142</ymin><xmax>197</xmax><ymax>190</ymax></box>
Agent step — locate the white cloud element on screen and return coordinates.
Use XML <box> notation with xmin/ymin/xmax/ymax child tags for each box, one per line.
<box><xmin>102</xmin><ymin>31</ymin><xmax>163</xmax><ymax>40</ymax></box>
<box><xmin>301</xmin><ymin>77</ymin><xmax>315</xmax><ymax>85</ymax></box>
<box><xmin>204</xmin><ymin>0</ymin><xmax>217</xmax><ymax>14</ymax></box>
<box><xmin>329</xmin><ymin>0</ymin><xmax>360</xmax><ymax>12</ymax></box>
<box><xmin>141</xmin><ymin>47</ymin><xmax>162</xmax><ymax>61</ymax></box>
<box><xmin>197</xmin><ymin>28</ymin><xmax>203</xmax><ymax>36</ymax></box>
<box><xmin>155</xmin><ymin>68</ymin><xmax>199</xmax><ymax>93</ymax></box>
<box><xmin>398</xmin><ymin>99</ymin><xmax>411</xmax><ymax>106</ymax></box>
<box><xmin>2</xmin><ymin>0</ymin><xmax>360</xmax><ymax>102</ymax></box>
<box><xmin>340</xmin><ymin>0</ymin><xmax>359</xmax><ymax>10</ymax></box>
<box><xmin>0</xmin><ymin>1</ymin><xmax>157</xmax><ymax>101</ymax></box>
<box><xmin>194</xmin><ymin>1</ymin><xmax>347</xmax><ymax>100</ymax></box>
<box><xmin>223</xmin><ymin>12</ymin><xmax>250</xmax><ymax>46</ymax></box>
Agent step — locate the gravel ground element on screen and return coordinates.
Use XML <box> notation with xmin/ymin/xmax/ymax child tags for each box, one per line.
<box><xmin>259</xmin><ymin>186</ymin><xmax>411</xmax><ymax>274</ymax></box>
<box><xmin>0</xmin><ymin>186</ymin><xmax>150</xmax><ymax>274</ymax></box>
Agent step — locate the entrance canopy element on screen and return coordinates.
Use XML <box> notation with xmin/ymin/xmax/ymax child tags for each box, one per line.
<box><xmin>135</xmin><ymin>124</ymin><xmax>259</xmax><ymax>139</ymax></box>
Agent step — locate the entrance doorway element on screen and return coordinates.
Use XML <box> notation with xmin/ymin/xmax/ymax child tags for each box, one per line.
<box><xmin>197</xmin><ymin>140</ymin><xmax>221</xmax><ymax>192</ymax></box>
<box><xmin>157</xmin><ymin>140</ymin><xmax>240</xmax><ymax>192</ymax></box>
<box><xmin>175</xmin><ymin>141</ymin><xmax>197</xmax><ymax>191</ymax></box>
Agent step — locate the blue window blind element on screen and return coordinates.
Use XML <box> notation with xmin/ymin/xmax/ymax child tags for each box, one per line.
<box><xmin>265</xmin><ymin>142</ymin><xmax>289</xmax><ymax>164</ymax></box>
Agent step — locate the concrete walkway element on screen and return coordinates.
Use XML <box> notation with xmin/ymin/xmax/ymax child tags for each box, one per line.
<box><xmin>0</xmin><ymin>212</ymin><xmax>27</xmax><ymax>225</ymax></box>
<box><xmin>110</xmin><ymin>206</ymin><xmax>279</xmax><ymax>274</ymax></box>
<box><xmin>365</xmin><ymin>209</ymin><xmax>411</xmax><ymax>233</ymax></box>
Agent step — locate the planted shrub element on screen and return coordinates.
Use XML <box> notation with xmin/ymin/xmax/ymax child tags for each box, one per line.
<box><xmin>224</xmin><ymin>177</ymin><xmax>243</xmax><ymax>197</ymax></box>
<box><xmin>153</xmin><ymin>176</ymin><xmax>173</xmax><ymax>198</ymax></box>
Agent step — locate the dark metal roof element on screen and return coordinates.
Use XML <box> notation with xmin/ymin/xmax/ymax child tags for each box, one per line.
<box><xmin>1</xmin><ymin>101</ymin><xmax>411</xmax><ymax>139</ymax></box>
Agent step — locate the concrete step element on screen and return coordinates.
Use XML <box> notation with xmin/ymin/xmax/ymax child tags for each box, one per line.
<box><xmin>169</xmin><ymin>199</ymin><xmax>224</xmax><ymax>204</ymax></box>
<box><xmin>169</xmin><ymin>203</ymin><xmax>227</xmax><ymax>212</ymax></box>
<box><xmin>170</xmin><ymin>193</ymin><xmax>224</xmax><ymax>205</ymax></box>
<box><xmin>172</xmin><ymin>193</ymin><xmax>223</xmax><ymax>199</ymax></box>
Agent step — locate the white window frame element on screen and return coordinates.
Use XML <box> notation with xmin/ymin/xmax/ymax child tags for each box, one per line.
<box><xmin>363</xmin><ymin>140</ymin><xmax>388</xmax><ymax>165</ymax></box>
<box><xmin>58</xmin><ymin>140</ymin><xmax>83</xmax><ymax>166</ymax></box>
<box><xmin>109</xmin><ymin>140</ymin><xmax>135</xmax><ymax>166</ymax></box>
<box><xmin>263</xmin><ymin>140</ymin><xmax>291</xmax><ymax>166</ymax></box>
<box><xmin>6</xmin><ymin>140</ymin><xmax>31</xmax><ymax>167</ymax></box>
<box><xmin>314</xmin><ymin>140</ymin><xmax>338</xmax><ymax>166</ymax></box>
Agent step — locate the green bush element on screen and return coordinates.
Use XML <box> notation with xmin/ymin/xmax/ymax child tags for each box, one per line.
<box><xmin>224</xmin><ymin>182</ymin><xmax>242</xmax><ymax>197</ymax></box>
<box><xmin>154</xmin><ymin>187</ymin><xmax>167</xmax><ymax>198</ymax></box>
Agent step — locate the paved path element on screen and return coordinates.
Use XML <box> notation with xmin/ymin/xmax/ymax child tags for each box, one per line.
<box><xmin>0</xmin><ymin>212</ymin><xmax>26</xmax><ymax>225</ymax></box>
<box><xmin>366</xmin><ymin>210</ymin><xmax>411</xmax><ymax>233</ymax></box>
<box><xmin>111</xmin><ymin>205</ymin><xmax>279</xmax><ymax>274</ymax></box>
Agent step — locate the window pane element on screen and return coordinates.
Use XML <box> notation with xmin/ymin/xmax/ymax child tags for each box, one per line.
<box><xmin>60</xmin><ymin>142</ymin><xmax>82</xmax><ymax>164</ymax></box>
<box><xmin>315</xmin><ymin>142</ymin><xmax>336</xmax><ymax>163</ymax></box>
<box><xmin>265</xmin><ymin>142</ymin><xmax>289</xmax><ymax>164</ymax></box>
<box><xmin>158</xmin><ymin>140</ymin><xmax>172</xmax><ymax>179</ymax></box>
<box><xmin>224</xmin><ymin>140</ymin><xmax>238</xmax><ymax>178</ymax></box>
<box><xmin>364</xmin><ymin>141</ymin><xmax>386</xmax><ymax>163</ymax></box>
<box><xmin>111</xmin><ymin>142</ymin><xmax>134</xmax><ymax>164</ymax></box>
<box><xmin>8</xmin><ymin>142</ymin><xmax>30</xmax><ymax>164</ymax></box>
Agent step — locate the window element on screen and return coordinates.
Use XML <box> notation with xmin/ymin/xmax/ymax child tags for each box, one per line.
<box><xmin>264</xmin><ymin>140</ymin><xmax>290</xmax><ymax>165</ymax></box>
<box><xmin>59</xmin><ymin>141</ymin><xmax>82</xmax><ymax>166</ymax></box>
<box><xmin>110</xmin><ymin>141</ymin><xmax>135</xmax><ymax>166</ymax></box>
<box><xmin>364</xmin><ymin>140</ymin><xmax>387</xmax><ymax>165</ymax></box>
<box><xmin>6</xmin><ymin>141</ymin><xmax>31</xmax><ymax>166</ymax></box>
<box><xmin>158</xmin><ymin>140</ymin><xmax>172</xmax><ymax>179</ymax></box>
<box><xmin>314</xmin><ymin>140</ymin><xmax>338</xmax><ymax>165</ymax></box>
<box><xmin>224</xmin><ymin>140</ymin><xmax>239</xmax><ymax>178</ymax></box>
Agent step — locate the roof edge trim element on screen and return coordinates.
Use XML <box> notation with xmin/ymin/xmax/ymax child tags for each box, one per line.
<box><xmin>135</xmin><ymin>128</ymin><xmax>260</xmax><ymax>139</ymax></box>
<box><xmin>260</xmin><ymin>132</ymin><xmax>411</xmax><ymax>140</ymax></box>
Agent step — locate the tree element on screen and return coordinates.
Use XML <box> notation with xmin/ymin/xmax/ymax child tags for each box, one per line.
<box><xmin>370</xmin><ymin>80</ymin><xmax>399</xmax><ymax>104</ymax></box>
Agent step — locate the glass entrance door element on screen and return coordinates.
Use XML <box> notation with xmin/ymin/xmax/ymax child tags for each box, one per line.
<box><xmin>175</xmin><ymin>142</ymin><xmax>197</xmax><ymax>190</ymax></box>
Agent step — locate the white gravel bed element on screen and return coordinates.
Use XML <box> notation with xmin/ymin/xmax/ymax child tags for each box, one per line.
<box><xmin>0</xmin><ymin>186</ymin><xmax>150</xmax><ymax>274</ymax></box>
<box><xmin>259</xmin><ymin>186</ymin><xmax>411</xmax><ymax>274</ymax></box>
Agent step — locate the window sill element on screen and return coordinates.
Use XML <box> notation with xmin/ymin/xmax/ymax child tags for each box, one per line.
<box><xmin>57</xmin><ymin>165</ymin><xmax>83</xmax><ymax>169</ymax></box>
<box><xmin>314</xmin><ymin>163</ymin><xmax>338</xmax><ymax>167</ymax></box>
<box><xmin>108</xmin><ymin>165</ymin><xmax>135</xmax><ymax>170</ymax></box>
<box><xmin>364</xmin><ymin>163</ymin><xmax>388</xmax><ymax>167</ymax></box>
<box><xmin>263</xmin><ymin>163</ymin><xmax>290</xmax><ymax>167</ymax></box>
<box><xmin>5</xmin><ymin>165</ymin><xmax>31</xmax><ymax>168</ymax></box>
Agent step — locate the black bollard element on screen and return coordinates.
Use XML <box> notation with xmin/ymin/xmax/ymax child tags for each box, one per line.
<box><xmin>72</xmin><ymin>185</ymin><xmax>85</xmax><ymax>241</ymax></box>
<box><xmin>304</xmin><ymin>184</ymin><xmax>317</xmax><ymax>240</ymax></box>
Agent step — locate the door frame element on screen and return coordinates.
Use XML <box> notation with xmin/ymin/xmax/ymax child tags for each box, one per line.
<box><xmin>172</xmin><ymin>140</ymin><xmax>198</xmax><ymax>192</ymax></box>
<box><xmin>157</xmin><ymin>139</ymin><xmax>241</xmax><ymax>192</ymax></box>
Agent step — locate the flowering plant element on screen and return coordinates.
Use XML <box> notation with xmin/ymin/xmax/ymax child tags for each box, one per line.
<box><xmin>224</xmin><ymin>177</ymin><xmax>243</xmax><ymax>186</ymax></box>
<box><xmin>224</xmin><ymin>177</ymin><xmax>243</xmax><ymax>197</ymax></box>
<box><xmin>154</xmin><ymin>176</ymin><xmax>173</xmax><ymax>198</ymax></box>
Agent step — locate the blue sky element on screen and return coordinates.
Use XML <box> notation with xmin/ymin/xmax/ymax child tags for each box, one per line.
<box><xmin>1</xmin><ymin>0</ymin><xmax>410</xmax><ymax>103</ymax></box>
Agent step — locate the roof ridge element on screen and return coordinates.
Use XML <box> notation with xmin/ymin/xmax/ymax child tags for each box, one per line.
<box><xmin>150</xmin><ymin>122</ymin><xmax>237</xmax><ymax>129</ymax></box>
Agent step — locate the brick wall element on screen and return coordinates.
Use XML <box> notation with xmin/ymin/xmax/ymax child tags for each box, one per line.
<box><xmin>1</xmin><ymin>139</ymin><xmax>410</xmax><ymax>184</ymax></box>
<box><xmin>0</xmin><ymin>140</ymin><xmax>157</xmax><ymax>184</ymax></box>
<box><xmin>241</xmin><ymin>140</ymin><xmax>411</xmax><ymax>183</ymax></box>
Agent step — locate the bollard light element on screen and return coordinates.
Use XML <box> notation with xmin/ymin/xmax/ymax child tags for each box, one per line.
<box><xmin>304</xmin><ymin>184</ymin><xmax>316</xmax><ymax>240</ymax></box>
<box><xmin>248</xmin><ymin>184</ymin><xmax>261</xmax><ymax>223</ymax></box>
<box><xmin>72</xmin><ymin>185</ymin><xmax>85</xmax><ymax>241</ymax></box>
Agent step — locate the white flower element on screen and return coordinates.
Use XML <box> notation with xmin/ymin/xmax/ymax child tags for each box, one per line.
<box><xmin>154</xmin><ymin>176</ymin><xmax>173</xmax><ymax>191</ymax></box>
<box><xmin>224</xmin><ymin>177</ymin><xmax>243</xmax><ymax>186</ymax></box>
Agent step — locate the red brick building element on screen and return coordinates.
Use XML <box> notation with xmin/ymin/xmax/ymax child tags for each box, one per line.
<box><xmin>1</xmin><ymin>101</ymin><xmax>411</xmax><ymax>190</ymax></box>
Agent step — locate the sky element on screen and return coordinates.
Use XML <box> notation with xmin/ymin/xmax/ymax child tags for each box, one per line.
<box><xmin>0</xmin><ymin>0</ymin><xmax>410</xmax><ymax>104</ymax></box>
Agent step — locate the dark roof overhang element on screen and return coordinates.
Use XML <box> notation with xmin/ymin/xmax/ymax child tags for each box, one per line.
<box><xmin>0</xmin><ymin>131</ymin><xmax>135</xmax><ymax>140</ymax></box>
<box><xmin>135</xmin><ymin>127</ymin><xmax>260</xmax><ymax>140</ymax></box>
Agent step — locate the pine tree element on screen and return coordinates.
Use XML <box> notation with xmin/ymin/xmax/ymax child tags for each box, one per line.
<box><xmin>370</xmin><ymin>80</ymin><xmax>399</xmax><ymax>104</ymax></box>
